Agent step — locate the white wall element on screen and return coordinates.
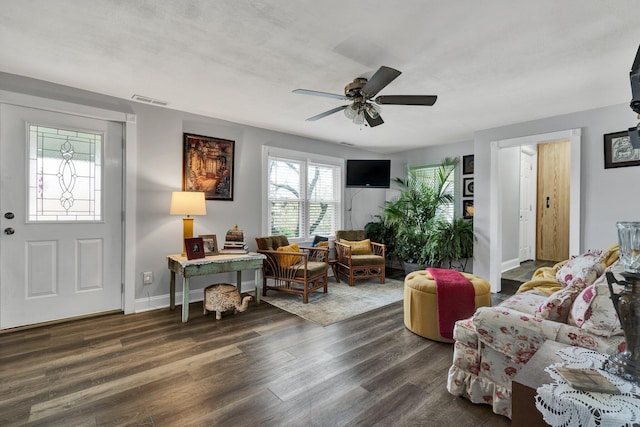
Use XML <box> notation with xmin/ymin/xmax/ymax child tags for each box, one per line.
<box><xmin>134</xmin><ymin>104</ymin><xmax>401</xmax><ymax>300</ymax></box>
<box><xmin>499</xmin><ymin>146</ymin><xmax>521</xmax><ymax>268</ymax></box>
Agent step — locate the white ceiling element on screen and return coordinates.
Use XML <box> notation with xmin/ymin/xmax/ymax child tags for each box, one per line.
<box><xmin>1</xmin><ymin>1</ymin><xmax>639</xmax><ymax>153</ymax></box>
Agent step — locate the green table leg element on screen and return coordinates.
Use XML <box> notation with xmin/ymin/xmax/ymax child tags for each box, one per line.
<box><xmin>255</xmin><ymin>268</ymin><xmax>261</xmax><ymax>304</ymax></box>
<box><xmin>236</xmin><ymin>270</ymin><xmax>242</xmax><ymax>297</ymax></box>
<box><xmin>170</xmin><ymin>271</ymin><xmax>176</xmax><ymax>310</ymax></box>
<box><xmin>182</xmin><ymin>277</ymin><xmax>190</xmax><ymax>323</ymax></box>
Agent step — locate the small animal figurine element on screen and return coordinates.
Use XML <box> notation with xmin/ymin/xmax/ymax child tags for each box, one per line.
<box><xmin>203</xmin><ymin>283</ymin><xmax>253</xmax><ymax>320</ymax></box>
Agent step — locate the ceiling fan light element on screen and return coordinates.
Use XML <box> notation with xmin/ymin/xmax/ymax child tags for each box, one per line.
<box><xmin>364</xmin><ymin>103</ymin><xmax>380</xmax><ymax>119</ymax></box>
<box><xmin>353</xmin><ymin>111</ymin><xmax>365</xmax><ymax>125</ymax></box>
<box><xmin>344</xmin><ymin>104</ymin><xmax>357</xmax><ymax>119</ymax></box>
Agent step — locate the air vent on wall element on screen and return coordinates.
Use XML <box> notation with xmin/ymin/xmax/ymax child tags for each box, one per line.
<box><xmin>131</xmin><ymin>94</ymin><xmax>169</xmax><ymax>106</ymax></box>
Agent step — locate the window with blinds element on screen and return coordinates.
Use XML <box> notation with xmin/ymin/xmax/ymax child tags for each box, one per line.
<box><xmin>410</xmin><ymin>164</ymin><xmax>457</xmax><ymax>222</ymax></box>
<box><xmin>266</xmin><ymin>150</ymin><xmax>341</xmax><ymax>240</ymax></box>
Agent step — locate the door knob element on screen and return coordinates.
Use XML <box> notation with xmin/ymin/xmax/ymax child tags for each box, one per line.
<box><xmin>4</xmin><ymin>227</ymin><xmax>15</xmax><ymax>235</ymax></box>
<box><xmin>4</xmin><ymin>212</ymin><xmax>14</xmax><ymax>219</ymax></box>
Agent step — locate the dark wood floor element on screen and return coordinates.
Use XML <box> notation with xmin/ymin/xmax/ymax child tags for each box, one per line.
<box><xmin>501</xmin><ymin>259</ymin><xmax>557</xmax><ymax>283</ymax></box>
<box><xmin>0</xmin><ymin>299</ymin><xmax>511</xmax><ymax>427</ymax></box>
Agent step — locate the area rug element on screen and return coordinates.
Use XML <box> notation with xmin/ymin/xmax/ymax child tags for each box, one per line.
<box><xmin>261</xmin><ymin>277</ymin><xmax>404</xmax><ymax>326</ymax></box>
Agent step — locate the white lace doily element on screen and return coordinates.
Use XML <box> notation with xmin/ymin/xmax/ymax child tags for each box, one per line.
<box><xmin>535</xmin><ymin>346</ymin><xmax>640</xmax><ymax>427</ymax></box>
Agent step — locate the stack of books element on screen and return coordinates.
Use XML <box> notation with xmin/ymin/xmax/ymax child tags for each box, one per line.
<box><xmin>219</xmin><ymin>224</ymin><xmax>248</xmax><ymax>254</ymax></box>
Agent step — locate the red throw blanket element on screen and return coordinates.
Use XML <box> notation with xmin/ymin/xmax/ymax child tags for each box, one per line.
<box><xmin>426</xmin><ymin>268</ymin><xmax>476</xmax><ymax>339</ymax></box>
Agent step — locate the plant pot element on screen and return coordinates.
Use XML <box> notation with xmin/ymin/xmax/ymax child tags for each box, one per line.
<box><xmin>403</xmin><ymin>261</ymin><xmax>426</xmax><ymax>275</ymax></box>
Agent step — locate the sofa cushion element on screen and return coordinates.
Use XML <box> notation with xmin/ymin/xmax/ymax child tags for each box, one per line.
<box><xmin>256</xmin><ymin>235</ymin><xmax>290</xmax><ymax>251</ymax></box>
<box><xmin>472</xmin><ymin>307</ymin><xmax>562</xmax><ymax>363</ymax></box>
<box><xmin>534</xmin><ymin>286</ymin><xmax>581</xmax><ymax>322</ymax></box>
<box><xmin>568</xmin><ymin>265</ymin><xmax>624</xmax><ymax>337</ymax></box>
<box><xmin>276</xmin><ymin>243</ymin><xmax>300</xmax><ymax>267</ymax></box>
<box><xmin>312</xmin><ymin>235</ymin><xmax>328</xmax><ymax>246</ymax></box>
<box><xmin>350</xmin><ymin>254</ymin><xmax>385</xmax><ymax>266</ymax></box>
<box><xmin>291</xmin><ymin>260</ymin><xmax>328</xmax><ymax>277</ymax></box>
<box><xmin>499</xmin><ymin>291</ymin><xmax>547</xmax><ymax>315</ymax></box>
<box><xmin>555</xmin><ymin>249</ymin><xmax>607</xmax><ymax>288</ymax></box>
<box><xmin>339</xmin><ymin>238</ymin><xmax>372</xmax><ymax>255</ymax></box>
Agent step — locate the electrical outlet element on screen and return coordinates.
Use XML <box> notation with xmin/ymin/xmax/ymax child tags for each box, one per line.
<box><xmin>142</xmin><ymin>271</ymin><xmax>153</xmax><ymax>285</ymax></box>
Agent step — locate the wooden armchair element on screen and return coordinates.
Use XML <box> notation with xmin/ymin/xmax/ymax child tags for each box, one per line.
<box><xmin>255</xmin><ymin>235</ymin><xmax>329</xmax><ymax>303</ymax></box>
<box><xmin>334</xmin><ymin>230</ymin><xmax>386</xmax><ymax>286</ymax></box>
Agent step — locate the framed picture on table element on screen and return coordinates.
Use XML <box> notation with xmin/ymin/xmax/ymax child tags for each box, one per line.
<box><xmin>185</xmin><ymin>237</ymin><xmax>205</xmax><ymax>260</ymax></box>
<box><xmin>199</xmin><ymin>234</ymin><xmax>219</xmax><ymax>256</ymax></box>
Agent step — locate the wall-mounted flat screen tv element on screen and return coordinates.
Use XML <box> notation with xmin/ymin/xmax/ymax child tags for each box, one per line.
<box><xmin>346</xmin><ymin>159</ymin><xmax>391</xmax><ymax>188</ymax></box>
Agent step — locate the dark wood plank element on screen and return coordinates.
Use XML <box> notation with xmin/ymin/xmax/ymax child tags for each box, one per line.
<box><xmin>0</xmin><ymin>299</ymin><xmax>510</xmax><ymax>427</ymax></box>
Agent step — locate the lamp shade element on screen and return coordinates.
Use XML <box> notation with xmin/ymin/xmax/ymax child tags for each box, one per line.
<box><xmin>169</xmin><ymin>191</ymin><xmax>207</xmax><ymax>216</ymax></box>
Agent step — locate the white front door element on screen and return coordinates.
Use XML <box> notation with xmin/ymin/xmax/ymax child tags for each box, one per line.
<box><xmin>0</xmin><ymin>104</ymin><xmax>123</xmax><ymax>329</ymax></box>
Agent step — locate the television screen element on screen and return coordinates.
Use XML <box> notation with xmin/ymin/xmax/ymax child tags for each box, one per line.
<box><xmin>346</xmin><ymin>159</ymin><xmax>391</xmax><ymax>188</ymax></box>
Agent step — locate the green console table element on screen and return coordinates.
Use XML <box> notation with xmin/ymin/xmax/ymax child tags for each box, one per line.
<box><xmin>167</xmin><ymin>252</ymin><xmax>266</xmax><ymax>322</ymax></box>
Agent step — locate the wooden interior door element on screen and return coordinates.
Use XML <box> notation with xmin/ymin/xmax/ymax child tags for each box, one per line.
<box><xmin>536</xmin><ymin>139</ymin><xmax>570</xmax><ymax>261</ymax></box>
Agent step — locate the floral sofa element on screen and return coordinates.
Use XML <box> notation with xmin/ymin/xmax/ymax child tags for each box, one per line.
<box><xmin>446</xmin><ymin>245</ymin><xmax>626</xmax><ymax>418</ymax></box>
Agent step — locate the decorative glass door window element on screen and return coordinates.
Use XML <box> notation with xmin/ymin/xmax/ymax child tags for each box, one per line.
<box><xmin>28</xmin><ymin>124</ymin><xmax>102</xmax><ymax>222</ymax></box>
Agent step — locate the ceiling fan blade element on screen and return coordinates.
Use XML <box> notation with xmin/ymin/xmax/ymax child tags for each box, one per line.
<box><xmin>306</xmin><ymin>105</ymin><xmax>348</xmax><ymax>121</ymax></box>
<box><xmin>293</xmin><ymin>89</ymin><xmax>348</xmax><ymax>101</ymax></box>
<box><xmin>374</xmin><ymin>95</ymin><xmax>437</xmax><ymax>106</ymax></box>
<box><xmin>362</xmin><ymin>66</ymin><xmax>402</xmax><ymax>99</ymax></box>
<box><xmin>364</xmin><ymin>112</ymin><xmax>384</xmax><ymax>127</ymax></box>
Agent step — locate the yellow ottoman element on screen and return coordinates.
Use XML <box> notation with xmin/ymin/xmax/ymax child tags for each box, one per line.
<box><xmin>403</xmin><ymin>270</ymin><xmax>492</xmax><ymax>343</ymax></box>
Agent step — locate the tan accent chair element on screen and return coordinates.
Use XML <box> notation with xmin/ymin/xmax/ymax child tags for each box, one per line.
<box><xmin>334</xmin><ymin>230</ymin><xmax>386</xmax><ymax>286</ymax></box>
<box><xmin>255</xmin><ymin>235</ymin><xmax>329</xmax><ymax>303</ymax></box>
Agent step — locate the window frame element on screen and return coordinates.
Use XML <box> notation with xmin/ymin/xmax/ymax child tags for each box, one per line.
<box><xmin>407</xmin><ymin>161</ymin><xmax>459</xmax><ymax>222</ymax></box>
<box><xmin>262</xmin><ymin>146</ymin><xmax>343</xmax><ymax>242</ymax></box>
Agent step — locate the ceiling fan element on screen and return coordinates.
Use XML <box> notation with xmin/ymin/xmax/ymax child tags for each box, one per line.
<box><xmin>293</xmin><ymin>66</ymin><xmax>437</xmax><ymax>128</ymax></box>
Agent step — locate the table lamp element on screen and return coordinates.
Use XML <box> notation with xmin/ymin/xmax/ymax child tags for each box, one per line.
<box><xmin>170</xmin><ymin>191</ymin><xmax>207</xmax><ymax>255</ymax></box>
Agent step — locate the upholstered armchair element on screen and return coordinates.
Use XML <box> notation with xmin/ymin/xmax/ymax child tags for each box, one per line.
<box><xmin>255</xmin><ymin>235</ymin><xmax>329</xmax><ymax>303</ymax></box>
<box><xmin>334</xmin><ymin>230</ymin><xmax>386</xmax><ymax>286</ymax></box>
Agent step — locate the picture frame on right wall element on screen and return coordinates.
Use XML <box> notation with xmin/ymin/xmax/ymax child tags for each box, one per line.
<box><xmin>462</xmin><ymin>154</ymin><xmax>475</xmax><ymax>174</ymax></box>
<box><xmin>604</xmin><ymin>130</ymin><xmax>640</xmax><ymax>169</ymax></box>
<box><xmin>463</xmin><ymin>177</ymin><xmax>474</xmax><ymax>197</ymax></box>
<box><xmin>463</xmin><ymin>200</ymin><xmax>474</xmax><ymax>219</ymax></box>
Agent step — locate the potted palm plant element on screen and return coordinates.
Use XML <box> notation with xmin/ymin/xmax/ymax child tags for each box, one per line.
<box><xmin>424</xmin><ymin>217</ymin><xmax>475</xmax><ymax>271</ymax></box>
<box><xmin>364</xmin><ymin>214</ymin><xmax>397</xmax><ymax>265</ymax></box>
<box><xmin>383</xmin><ymin>157</ymin><xmax>459</xmax><ymax>273</ymax></box>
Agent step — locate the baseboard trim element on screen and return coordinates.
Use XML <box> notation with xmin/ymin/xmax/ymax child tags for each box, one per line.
<box><xmin>501</xmin><ymin>258</ymin><xmax>520</xmax><ymax>273</ymax></box>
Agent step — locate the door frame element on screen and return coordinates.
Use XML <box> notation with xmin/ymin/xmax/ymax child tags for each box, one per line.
<box><xmin>489</xmin><ymin>128</ymin><xmax>581</xmax><ymax>293</ymax></box>
<box><xmin>0</xmin><ymin>89</ymin><xmax>137</xmax><ymax>314</ymax></box>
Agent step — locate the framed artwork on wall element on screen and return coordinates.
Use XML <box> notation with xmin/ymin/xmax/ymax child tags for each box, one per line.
<box><xmin>199</xmin><ymin>234</ymin><xmax>218</xmax><ymax>256</ymax></box>
<box><xmin>462</xmin><ymin>154</ymin><xmax>474</xmax><ymax>174</ymax></box>
<box><xmin>604</xmin><ymin>130</ymin><xmax>640</xmax><ymax>169</ymax></box>
<box><xmin>183</xmin><ymin>133</ymin><xmax>235</xmax><ymax>200</ymax></box>
<box><xmin>463</xmin><ymin>177</ymin><xmax>474</xmax><ymax>197</ymax></box>
<box><xmin>463</xmin><ymin>200</ymin><xmax>474</xmax><ymax>219</ymax></box>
